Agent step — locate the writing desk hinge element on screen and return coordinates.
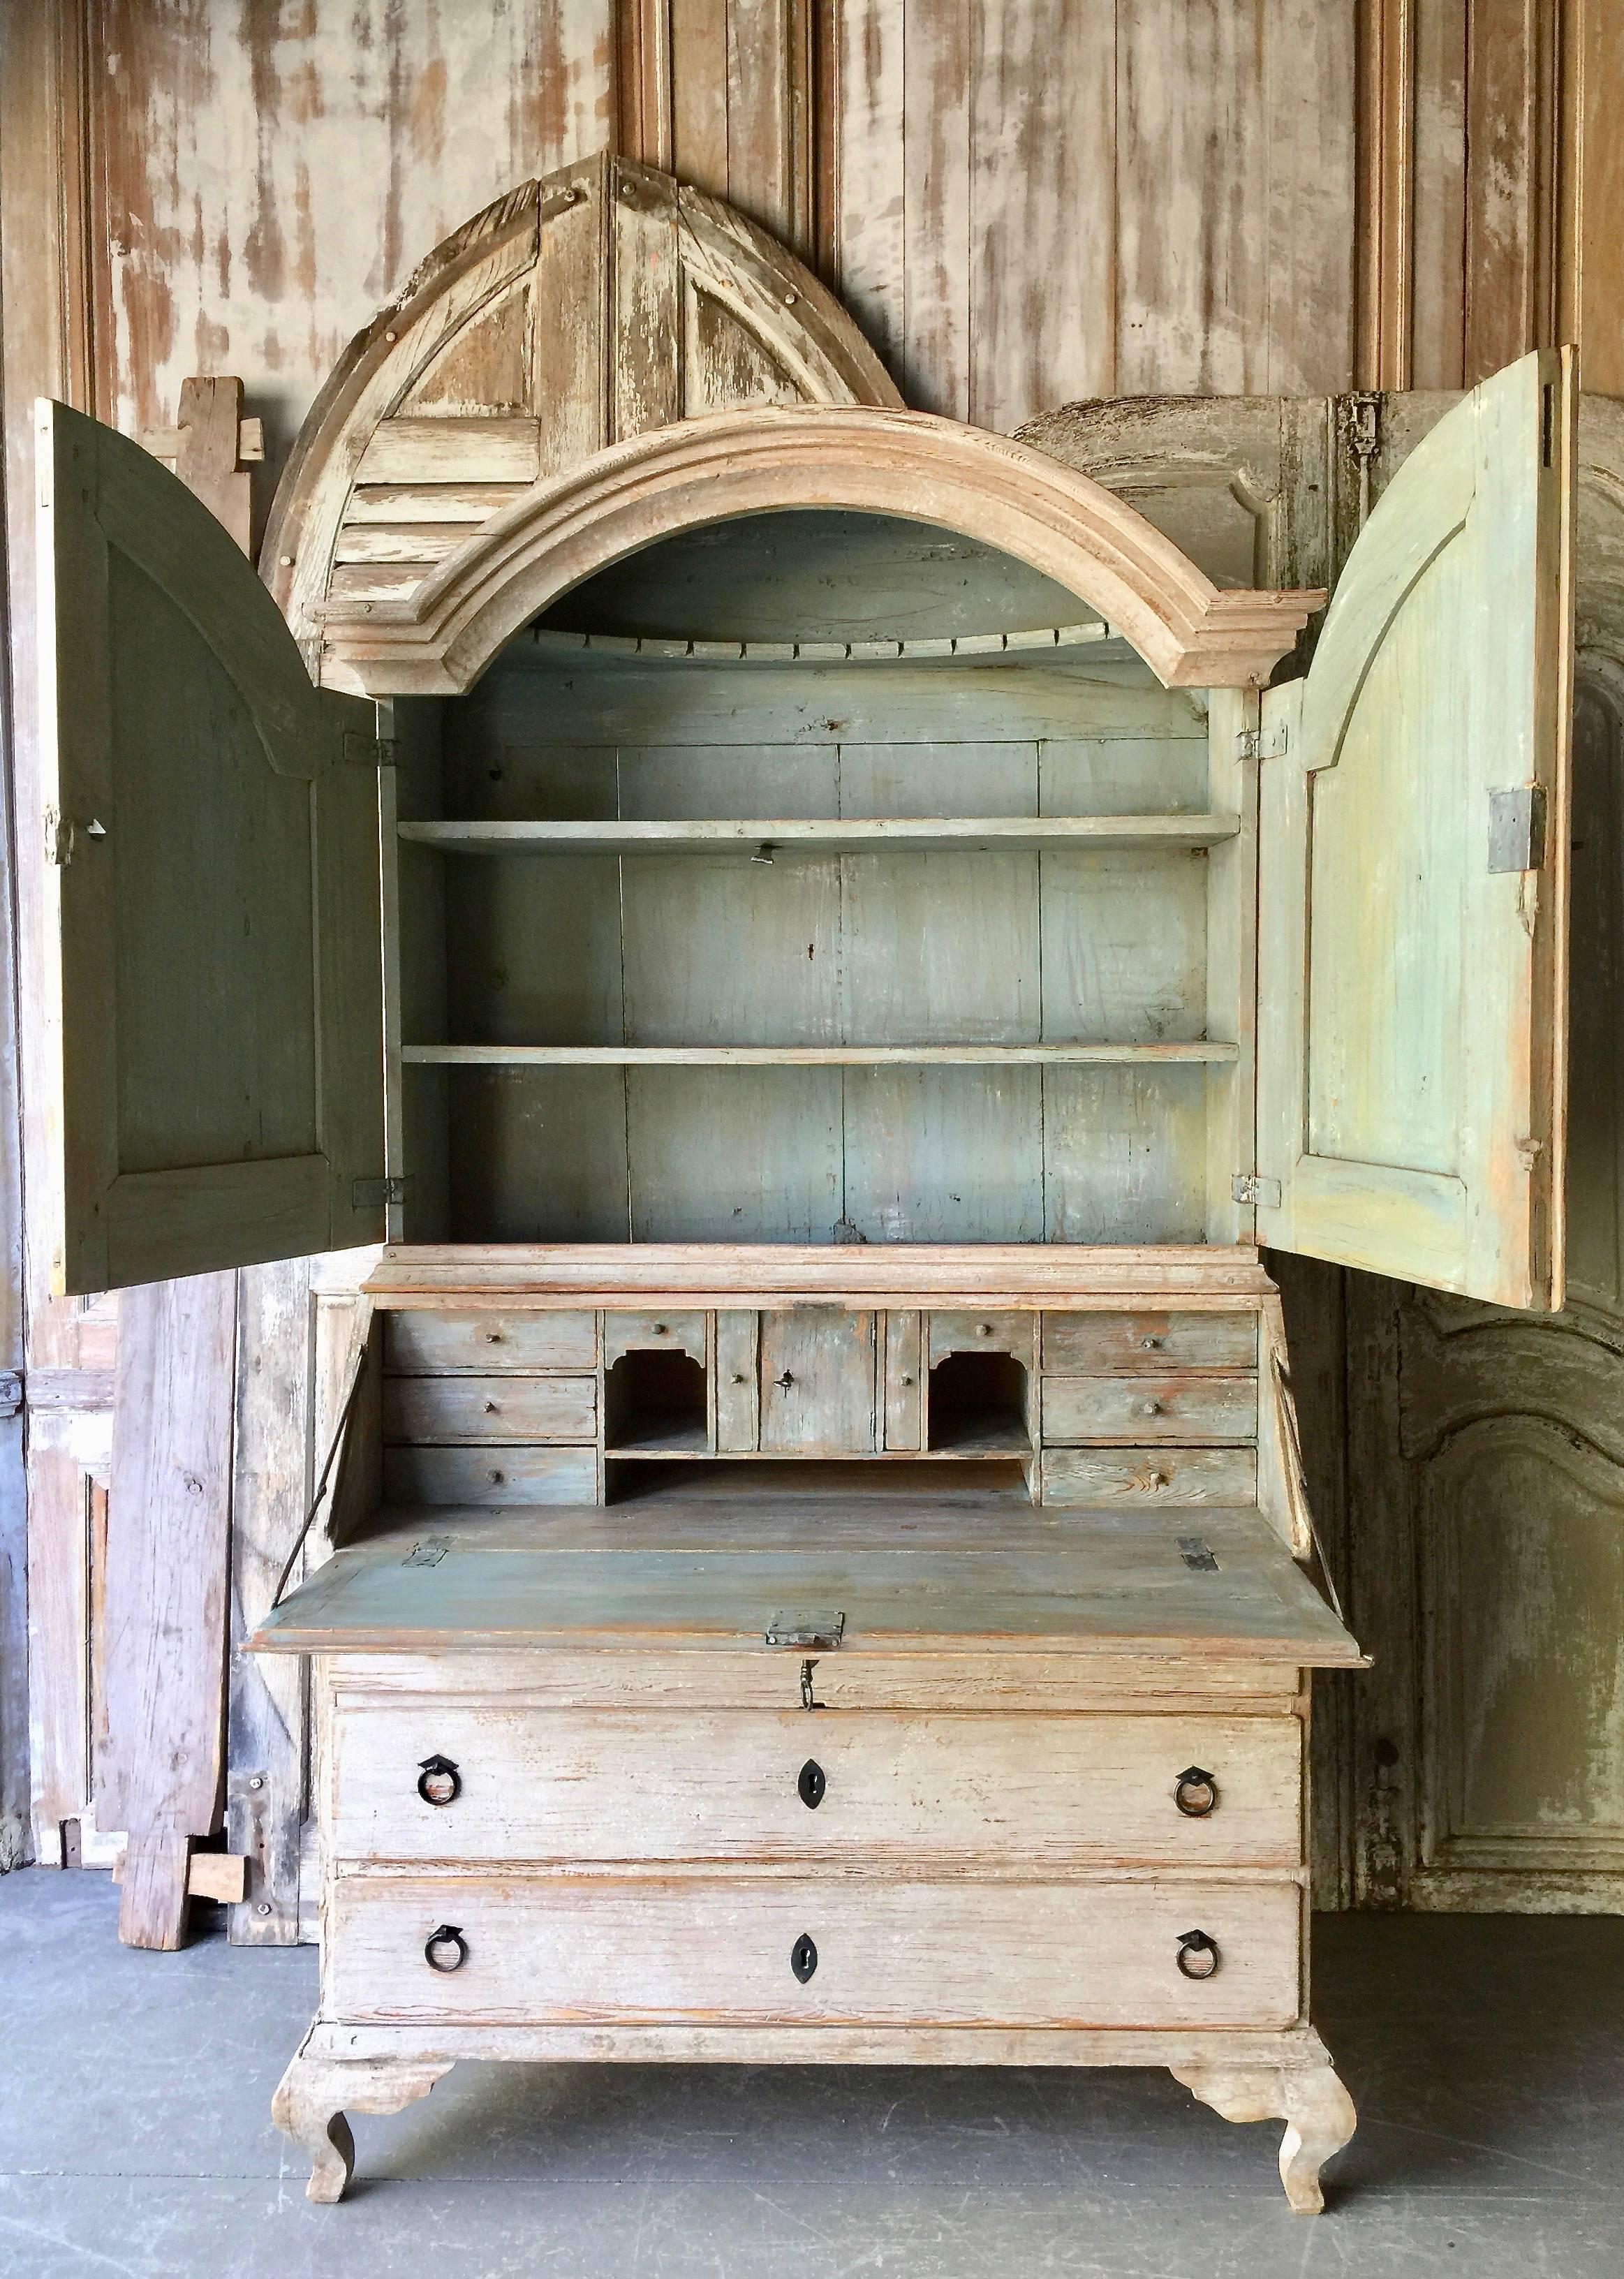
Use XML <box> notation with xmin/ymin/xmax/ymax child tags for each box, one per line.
<box><xmin>765</xmin><ymin>1611</ymin><xmax>846</xmax><ymax>1651</ymax></box>
<box><xmin>1236</xmin><ymin>725</ymin><xmax>1288</xmax><ymax>762</ymax></box>
<box><xmin>1232</xmin><ymin>1173</ymin><xmax>1282</xmax><ymax>1209</ymax></box>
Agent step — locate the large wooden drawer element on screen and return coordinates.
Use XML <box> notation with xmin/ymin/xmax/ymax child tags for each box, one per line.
<box><xmin>383</xmin><ymin>1375</ymin><xmax>598</xmax><ymax>1445</ymax></box>
<box><xmin>326</xmin><ymin>1872</ymin><xmax>1303</xmax><ymax>2029</ymax></box>
<box><xmin>1040</xmin><ymin>1375</ymin><xmax>1257</xmax><ymax>1445</ymax></box>
<box><xmin>385</xmin><ymin>1311</ymin><xmax>598</xmax><ymax>1373</ymax></box>
<box><xmin>330</xmin><ymin>1708</ymin><xmax>1301</xmax><ymax>1867</ymax></box>
<box><xmin>1042</xmin><ymin>1312</ymin><xmax>1257</xmax><ymax>1373</ymax></box>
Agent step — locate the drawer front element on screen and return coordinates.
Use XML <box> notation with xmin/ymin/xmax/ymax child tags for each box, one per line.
<box><xmin>327</xmin><ymin>1873</ymin><xmax>1302</xmax><ymax>2029</ymax></box>
<box><xmin>383</xmin><ymin>1375</ymin><xmax>598</xmax><ymax>1445</ymax></box>
<box><xmin>604</xmin><ymin>1313</ymin><xmax>707</xmax><ymax>1366</ymax></box>
<box><xmin>385</xmin><ymin>1311</ymin><xmax>597</xmax><ymax>1373</ymax></box>
<box><xmin>1042</xmin><ymin>1312</ymin><xmax>1257</xmax><ymax>1374</ymax></box>
<box><xmin>332</xmin><ymin>1708</ymin><xmax>1302</xmax><ymax>1867</ymax></box>
<box><xmin>1041</xmin><ymin>1375</ymin><xmax>1257</xmax><ymax>1445</ymax></box>
<box><xmin>1041</xmin><ymin>1446</ymin><xmax>1258</xmax><ymax>1507</ymax></box>
<box><xmin>382</xmin><ymin>1445</ymin><xmax>596</xmax><ymax>1505</ymax></box>
<box><xmin>927</xmin><ymin>1311</ymin><xmax>1035</xmax><ymax>1367</ymax></box>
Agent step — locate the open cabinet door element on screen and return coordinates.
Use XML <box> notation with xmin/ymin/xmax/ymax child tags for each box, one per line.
<box><xmin>37</xmin><ymin>401</ymin><xmax>387</xmax><ymax>1295</ymax></box>
<box><xmin>1256</xmin><ymin>351</ymin><xmax>1572</xmax><ymax>1309</ymax></box>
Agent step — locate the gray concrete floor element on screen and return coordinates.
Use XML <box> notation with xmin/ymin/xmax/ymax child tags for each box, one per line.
<box><xmin>1</xmin><ymin>1871</ymin><xmax>1621</xmax><ymax>2278</ymax></box>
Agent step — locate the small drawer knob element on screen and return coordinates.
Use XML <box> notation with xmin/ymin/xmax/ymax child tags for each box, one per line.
<box><xmin>488</xmin><ymin>1467</ymin><xmax>505</xmax><ymax>1486</ymax></box>
<box><xmin>1176</xmin><ymin>1928</ymin><xmax>1220</xmax><ymax>1979</ymax></box>
<box><xmin>652</xmin><ymin>1322</ymin><xmax>669</xmax><ymax>1335</ymax></box>
<box><xmin>425</xmin><ymin>1924</ymin><xmax>468</xmax><ymax>1973</ymax></box>
<box><xmin>1174</xmin><ymin>1767</ymin><xmax>1218</xmax><ymax>1818</ymax></box>
<box><xmin>977</xmin><ymin>1322</ymin><xmax>993</xmax><ymax>1336</ymax></box>
<box><xmin>791</xmin><ymin>1931</ymin><xmax>819</xmax><ymax>1983</ymax></box>
<box><xmin>417</xmin><ymin>1755</ymin><xmax>462</xmax><ymax>1807</ymax></box>
<box><xmin>485</xmin><ymin>1331</ymin><xmax>503</xmax><ymax>1343</ymax></box>
<box><xmin>797</xmin><ymin>1758</ymin><xmax>827</xmax><ymax>1810</ymax></box>
<box><xmin>1141</xmin><ymin>1334</ymin><xmax>1163</xmax><ymax>1350</ymax></box>
<box><xmin>1140</xmin><ymin>1399</ymin><xmax>1162</xmax><ymax>1417</ymax></box>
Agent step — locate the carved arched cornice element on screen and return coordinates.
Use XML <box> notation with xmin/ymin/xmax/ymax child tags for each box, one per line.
<box><xmin>317</xmin><ymin>404</ymin><xmax>1324</xmax><ymax>695</ymax></box>
<box><xmin>262</xmin><ymin>153</ymin><xmax>902</xmax><ymax>677</ymax></box>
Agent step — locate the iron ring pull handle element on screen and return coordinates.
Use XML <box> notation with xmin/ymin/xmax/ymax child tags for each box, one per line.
<box><xmin>418</xmin><ymin>1755</ymin><xmax>462</xmax><ymax>1807</ymax></box>
<box><xmin>1176</xmin><ymin>1929</ymin><xmax>1220</xmax><ymax>1980</ymax></box>
<box><xmin>425</xmin><ymin>1924</ymin><xmax>469</xmax><ymax>1974</ymax></box>
<box><xmin>1173</xmin><ymin>1766</ymin><xmax>1218</xmax><ymax>1818</ymax></box>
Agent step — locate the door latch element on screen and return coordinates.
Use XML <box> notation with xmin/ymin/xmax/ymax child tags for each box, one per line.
<box><xmin>1231</xmin><ymin>1174</ymin><xmax>1281</xmax><ymax>1209</ymax></box>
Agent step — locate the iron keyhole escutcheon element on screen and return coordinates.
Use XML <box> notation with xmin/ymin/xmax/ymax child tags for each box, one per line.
<box><xmin>798</xmin><ymin>1758</ymin><xmax>826</xmax><ymax>1809</ymax></box>
<box><xmin>791</xmin><ymin>1932</ymin><xmax>818</xmax><ymax>1983</ymax></box>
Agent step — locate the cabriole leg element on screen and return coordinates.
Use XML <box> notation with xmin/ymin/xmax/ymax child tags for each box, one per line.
<box><xmin>1170</xmin><ymin>2057</ymin><xmax>1357</xmax><ymax>2213</ymax></box>
<box><xmin>272</xmin><ymin>2036</ymin><xmax>453</xmax><ymax>2204</ymax></box>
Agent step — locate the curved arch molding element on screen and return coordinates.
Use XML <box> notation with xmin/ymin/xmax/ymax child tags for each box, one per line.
<box><xmin>264</xmin><ymin>154</ymin><xmax>1320</xmax><ymax>698</ymax></box>
<box><xmin>319</xmin><ymin>405</ymin><xmax>1322</xmax><ymax>696</ymax></box>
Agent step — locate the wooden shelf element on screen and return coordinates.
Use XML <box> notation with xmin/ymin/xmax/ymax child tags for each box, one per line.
<box><xmin>399</xmin><ymin>816</ymin><xmax>1240</xmax><ymax>856</ymax></box>
<box><xmin>402</xmin><ymin>1042</ymin><xmax>1241</xmax><ymax>1068</ymax></box>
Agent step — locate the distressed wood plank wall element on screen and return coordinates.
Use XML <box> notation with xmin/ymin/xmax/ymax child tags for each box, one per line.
<box><xmin>0</xmin><ymin>0</ymin><xmax>1611</xmax><ymax>1905</ymax></box>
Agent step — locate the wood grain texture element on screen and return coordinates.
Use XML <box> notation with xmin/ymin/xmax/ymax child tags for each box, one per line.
<box><xmin>325</xmin><ymin>1870</ymin><xmax>1304</xmax><ymax>2029</ymax></box>
<box><xmin>98</xmin><ymin>1273</ymin><xmax>237</xmax><ymax>1945</ymax></box>
<box><xmin>330</xmin><ymin>1704</ymin><xmax>1302</xmax><ymax>1866</ymax></box>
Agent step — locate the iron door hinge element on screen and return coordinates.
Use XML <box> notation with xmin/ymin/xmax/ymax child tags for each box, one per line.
<box><xmin>1232</xmin><ymin>1174</ymin><xmax>1282</xmax><ymax>1209</ymax></box>
<box><xmin>1339</xmin><ymin>390</ymin><xmax>1383</xmax><ymax>469</ymax></box>
<box><xmin>343</xmin><ymin>729</ymin><xmax>395</xmax><ymax>767</ymax></box>
<box><xmin>45</xmin><ymin>809</ymin><xmax>107</xmax><ymax>865</ymax></box>
<box><xmin>352</xmin><ymin>1174</ymin><xmax>407</xmax><ymax>1209</ymax></box>
<box><xmin>0</xmin><ymin>1373</ymin><xmax>20</xmax><ymax>1419</ymax></box>
<box><xmin>1236</xmin><ymin>725</ymin><xmax>1288</xmax><ymax>762</ymax></box>
<box><xmin>1488</xmin><ymin>786</ymin><xmax>1547</xmax><ymax>873</ymax></box>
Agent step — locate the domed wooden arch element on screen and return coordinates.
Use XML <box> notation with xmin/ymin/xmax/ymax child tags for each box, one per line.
<box><xmin>267</xmin><ymin>153</ymin><xmax>1320</xmax><ymax>697</ymax></box>
<box><xmin>319</xmin><ymin>404</ymin><xmax>1322</xmax><ymax>695</ymax></box>
<box><xmin>263</xmin><ymin>152</ymin><xmax>901</xmax><ymax>674</ymax></box>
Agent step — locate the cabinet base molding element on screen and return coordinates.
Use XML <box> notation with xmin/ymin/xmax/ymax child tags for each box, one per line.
<box><xmin>274</xmin><ymin>2022</ymin><xmax>1353</xmax><ymax>2209</ymax></box>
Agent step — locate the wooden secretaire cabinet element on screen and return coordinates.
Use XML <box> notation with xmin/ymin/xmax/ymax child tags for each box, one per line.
<box><xmin>34</xmin><ymin>160</ymin><xmax>1575</xmax><ymax>2210</ymax></box>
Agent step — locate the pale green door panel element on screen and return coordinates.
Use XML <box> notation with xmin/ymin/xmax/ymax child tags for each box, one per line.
<box><xmin>1256</xmin><ymin>351</ymin><xmax>1573</xmax><ymax>1310</ymax></box>
<box><xmin>36</xmin><ymin>399</ymin><xmax>386</xmax><ymax>1294</ymax></box>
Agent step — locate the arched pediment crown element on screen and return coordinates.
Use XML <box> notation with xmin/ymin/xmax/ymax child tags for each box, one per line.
<box><xmin>263</xmin><ymin>153</ymin><xmax>901</xmax><ymax>672</ymax></box>
<box><xmin>318</xmin><ymin>405</ymin><xmax>1323</xmax><ymax>696</ymax></box>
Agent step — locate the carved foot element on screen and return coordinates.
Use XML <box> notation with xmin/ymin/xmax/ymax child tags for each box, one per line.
<box><xmin>1171</xmin><ymin>2058</ymin><xmax>1357</xmax><ymax>2213</ymax></box>
<box><xmin>272</xmin><ymin>2040</ymin><xmax>453</xmax><ymax>2204</ymax></box>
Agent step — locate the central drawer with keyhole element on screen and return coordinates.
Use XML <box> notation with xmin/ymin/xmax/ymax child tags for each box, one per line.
<box><xmin>325</xmin><ymin>1871</ymin><xmax>1303</xmax><ymax>2028</ymax></box>
<box><xmin>1040</xmin><ymin>1375</ymin><xmax>1257</xmax><ymax>1445</ymax></box>
<box><xmin>329</xmin><ymin>1706</ymin><xmax>1301</xmax><ymax>1867</ymax></box>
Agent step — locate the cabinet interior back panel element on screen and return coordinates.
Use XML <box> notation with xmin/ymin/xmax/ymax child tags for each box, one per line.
<box><xmin>406</xmin><ymin>622</ymin><xmax>1227</xmax><ymax>1245</ymax></box>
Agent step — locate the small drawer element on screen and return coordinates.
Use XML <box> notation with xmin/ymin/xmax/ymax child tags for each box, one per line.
<box><xmin>927</xmin><ymin>1311</ymin><xmax>1035</xmax><ymax>1367</ymax></box>
<box><xmin>383</xmin><ymin>1375</ymin><xmax>598</xmax><ymax>1446</ymax></box>
<box><xmin>382</xmin><ymin>1445</ymin><xmax>596</xmax><ymax>1505</ymax></box>
<box><xmin>327</xmin><ymin>1872</ymin><xmax>1302</xmax><ymax>2030</ymax></box>
<box><xmin>385</xmin><ymin>1311</ymin><xmax>597</xmax><ymax>1374</ymax></box>
<box><xmin>1041</xmin><ymin>1375</ymin><xmax>1257</xmax><ymax>1445</ymax></box>
<box><xmin>1041</xmin><ymin>1446</ymin><xmax>1258</xmax><ymax>1506</ymax></box>
<box><xmin>331</xmin><ymin>1705</ymin><xmax>1302</xmax><ymax>1868</ymax></box>
<box><xmin>1042</xmin><ymin>1311</ymin><xmax>1257</xmax><ymax>1374</ymax></box>
<box><xmin>603</xmin><ymin>1312</ymin><xmax>707</xmax><ymax>1367</ymax></box>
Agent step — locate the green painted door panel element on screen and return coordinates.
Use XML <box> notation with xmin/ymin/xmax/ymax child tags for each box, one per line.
<box><xmin>36</xmin><ymin>399</ymin><xmax>386</xmax><ymax>1293</ymax></box>
<box><xmin>1257</xmin><ymin>351</ymin><xmax>1573</xmax><ymax>1309</ymax></box>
